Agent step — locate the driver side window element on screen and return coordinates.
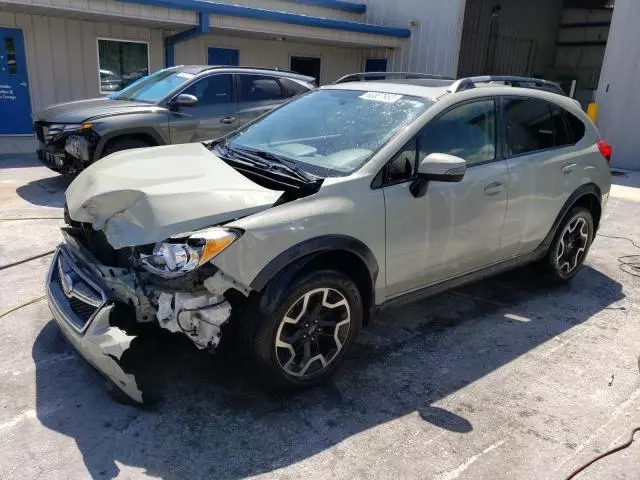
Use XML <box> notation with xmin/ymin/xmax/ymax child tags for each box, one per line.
<box><xmin>419</xmin><ymin>99</ymin><xmax>496</xmax><ymax>166</ymax></box>
<box><xmin>182</xmin><ymin>74</ymin><xmax>233</xmax><ymax>106</ymax></box>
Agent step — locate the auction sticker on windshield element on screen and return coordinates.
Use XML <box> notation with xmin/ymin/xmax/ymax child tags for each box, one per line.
<box><xmin>176</xmin><ymin>72</ymin><xmax>196</xmax><ymax>79</ymax></box>
<box><xmin>359</xmin><ymin>92</ymin><xmax>403</xmax><ymax>103</ymax></box>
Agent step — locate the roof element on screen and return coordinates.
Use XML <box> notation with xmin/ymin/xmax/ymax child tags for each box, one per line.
<box><xmin>325</xmin><ymin>75</ymin><xmax>572</xmax><ymax>104</ymax></box>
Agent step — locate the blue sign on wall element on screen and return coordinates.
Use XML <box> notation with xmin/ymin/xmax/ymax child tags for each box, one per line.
<box><xmin>0</xmin><ymin>27</ymin><xmax>32</xmax><ymax>135</ymax></box>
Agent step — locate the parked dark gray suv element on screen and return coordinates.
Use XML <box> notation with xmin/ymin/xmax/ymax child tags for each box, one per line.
<box><xmin>33</xmin><ymin>66</ymin><xmax>315</xmax><ymax>176</ymax></box>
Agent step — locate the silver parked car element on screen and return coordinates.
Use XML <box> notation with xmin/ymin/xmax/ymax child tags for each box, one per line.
<box><xmin>47</xmin><ymin>74</ymin><xmax>612</xmax><ymax>404</ymax></box>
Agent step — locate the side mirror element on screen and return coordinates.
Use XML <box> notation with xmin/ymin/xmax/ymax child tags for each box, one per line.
<box><xmin>418</xmin><ymin>153</ymin><xmax>466</xmax><ymax>181</ymax></box>
<box><xmin>170</xmin><ymin>93</ymin><xmax>198</xmax><ymax>108</ymax></box>
<box><xmin>410</xmin><ymin>153</ymin><xmax>466</xmax><ymax>198</ymax></box>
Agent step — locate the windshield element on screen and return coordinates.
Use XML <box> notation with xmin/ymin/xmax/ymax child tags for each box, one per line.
<box><xmin>226</xmin><ymin>89</ymin><xmax>431</xmax><ymax>175</ymax></box>
<box><xmin>110</xmin><ymin>69</ymin><xmax>196</xmax><ymax>102</ymax></box>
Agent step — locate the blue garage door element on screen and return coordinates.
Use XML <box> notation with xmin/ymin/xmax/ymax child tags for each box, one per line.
<box><xmin>208</xmin><ymin>48</ymin><xmax>239</xmax><ymax>66</ymax></box>
<box><xmin>0</xmin><ymin>27</ymin><xmax>32</xmax><ymax>134</ymax></box>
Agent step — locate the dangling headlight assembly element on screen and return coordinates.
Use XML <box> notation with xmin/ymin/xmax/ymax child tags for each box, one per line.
<box><xmin>136</xmin><ymin>228</ymin><xmax>240</xmax><ymax>278</ymax></box>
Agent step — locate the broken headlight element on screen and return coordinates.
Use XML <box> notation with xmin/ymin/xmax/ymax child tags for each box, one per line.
<box><xmin>137</xmin><ymin>228</ymin><xmax>240</xmax><ymax>278</ymax></box>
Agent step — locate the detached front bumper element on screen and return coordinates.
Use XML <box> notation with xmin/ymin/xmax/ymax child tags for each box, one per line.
<box><xmin>46</xmin><ymin>231</ymin><xmax>237</xmax><ymax>404</ymax></box>
<box><xmin>47</xmin><ymin>245</ymin><xmax>144</xmax><ymax>403</ymax></box>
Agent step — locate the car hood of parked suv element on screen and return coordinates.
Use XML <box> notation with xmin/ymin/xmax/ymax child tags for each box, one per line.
<box><xmin>66</xmin><ymin>143</ymin><xmax>283</xmax><ymax>249</ymax></box>
<box><xmin>34</xmin><ymin>97</ymin><xmax>161</xmax><ymax>124</ymax></box>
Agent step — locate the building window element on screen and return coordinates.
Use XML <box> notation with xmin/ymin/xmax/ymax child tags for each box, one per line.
<box><xmin>97</xmin><ymin>39</ymin><xmax>149</xmax><ymax>94</ymax></box>
<box><xmin>291</xmin><ymin>56</ymin><xmax>321</xmax><ymax>85</ymax></box>
<box><xmin>4</xmin><ymin>37</ymin><xmax>17</xmax><ymax>75</ymax></box>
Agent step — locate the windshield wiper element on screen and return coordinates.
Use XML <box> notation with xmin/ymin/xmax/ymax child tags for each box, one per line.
<box><xmin>216</xmin><ymin>143</ymin><xmax>271</xmax><ymax>169</ymax></box>
<box><xmin>229</xmin><ymin>146</ymin><xmax>318</xmax><ymax>183</ymax></box>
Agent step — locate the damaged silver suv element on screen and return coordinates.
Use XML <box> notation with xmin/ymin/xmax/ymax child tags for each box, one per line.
<box><xmin>47</xmin><ymin>74</ymin><xmax>612</xmax><ymax>404</ymax></box>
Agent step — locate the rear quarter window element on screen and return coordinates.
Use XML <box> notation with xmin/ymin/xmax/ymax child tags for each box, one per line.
<box><xmin>279</xmin><ymin>78</ymin><xmax>311</xmax><ymax>98</ymax></box>
<box><xmin>565</xmin><ymin>111</ymin><xmax>586</xmax><ymax>143</ymax></box>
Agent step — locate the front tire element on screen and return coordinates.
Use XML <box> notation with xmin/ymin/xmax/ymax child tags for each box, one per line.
<box><xmin>543</xmin><ymin>206</ymin><xmax>594</xmax><ymax>282</ymax></box>
<box><xmin>249</xmin><ymin>270</ymin><xmax>363</xmax><ymax>390</ymax></box>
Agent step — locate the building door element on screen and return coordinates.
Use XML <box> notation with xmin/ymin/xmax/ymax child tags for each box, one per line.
<box><xmin>290</xmin><ymin>56</ymin><xmax>321</xmax><ymax>84</ymax></box>
<box><xmin>365</xmin><ymin>58</ymin><xmax>388</xmax><ymax>73</ymax></box>
<box><xmin>208</xmin><ymin>47</ymin><xmax>239</xmax><ymax>66</ymax></box>
<box><xmin>0</xmin><ymin>28</ymin><xmax>32</xmax><ymax>134</ymax></box>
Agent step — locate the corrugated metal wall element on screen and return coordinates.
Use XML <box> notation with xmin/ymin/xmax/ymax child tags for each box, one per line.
<box><xmin>360</xmin><ymin>0</ymin><xmax>466</xmax><ymax>77</ymax></box>
<box><xmin>0</xmin><ymin>11</ymin><xmax>164</xmax><ymax>112</ymax></box>
<box><xmin>1</xmin><ymin>0</ymin><xmax>196</xmax><ymax>26</ymax></box>
<box><xmin>596</xmin><ymin>0</ymin><xmax>640</xmax><ymax>170</ymax></box>
<box><xmin>551</xmin><ymin>8</ymin><xmax>611</xmax><ymax>107</ymax></box>
<box><xmin>457</xmin><ymin>0</ymin><xmax>563</xmax><ymax>77</ymax></box>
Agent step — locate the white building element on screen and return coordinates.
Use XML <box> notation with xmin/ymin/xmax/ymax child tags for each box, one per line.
<box><xmin>0</xmin><ymin>0</ymin><xmax>468</xmax><ymax>153</ymax></box>
<box><xmin>0</xmin><ymin>0</ymin><xmax>628</xmax><ymax>169</ymax></box>
<box><xmin>595</xmin><ymin>0</ymin><xmax>639</xmax><ymax>170</ymax></box>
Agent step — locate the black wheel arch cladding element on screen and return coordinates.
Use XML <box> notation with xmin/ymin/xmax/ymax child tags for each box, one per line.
<box><xmin>95</xmin><ymin>128</ymin><xmax>165</xmax><ymax>159</ymax></box>
<box><xmin>541</xmin><ymin>183</ymin><xmax>602</xmax><ymax>250</ymax></box>
<box><xmin>250</xmin><ymin>235</ymin><xmax>379</xmax><ymax>323</ymax></box>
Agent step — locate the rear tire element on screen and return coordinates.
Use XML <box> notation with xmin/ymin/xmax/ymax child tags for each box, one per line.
<box><xmin>102</xmin><ymin>138</ymin><xmax>152</xmax><ymax>158</ymax></box>
<box><xmin>247</xmin><ymin>269</ymin><xmax>363</xmax><ymax>390</ymax></box>
<box><xmin>542</xmin><ymin>206</ymin><xmax>594</xmax><ymax>283</ymax></box>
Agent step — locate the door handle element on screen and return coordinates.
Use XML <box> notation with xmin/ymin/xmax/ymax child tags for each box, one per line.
<box><xmin>484</xmin><ymin>182</ymin><xmax>504</xmax><ymax>196</ymax></box>
<box><xmin>562</xmin><ymin>163</ymin><xmax>577</xmax><ymax>174</ymax></box>
<box><xmin>220</xmin><ymin>116</ymin><xmax>236</xmax><ymax>124</ymax></box>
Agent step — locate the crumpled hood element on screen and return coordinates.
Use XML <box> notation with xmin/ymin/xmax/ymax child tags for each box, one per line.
<box><xmin>34</xmin><ymin>97</ymin><xmax>160</xmax><ymax>123</ymax></box>
<box><xmin>66</xmin><ymin>143</ymin><xmax>282</xmax><ymax>248</ymax></box>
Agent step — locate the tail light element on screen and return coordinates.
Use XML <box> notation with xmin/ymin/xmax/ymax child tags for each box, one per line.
<box><xmin>597</xmin><ymin>140</ymin><xmax>612</xmax><ymax>164</ymax></box>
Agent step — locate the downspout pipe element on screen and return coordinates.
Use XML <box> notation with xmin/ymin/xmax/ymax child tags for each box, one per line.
<box><xmin>165</xmin><ymin>12</ymin><xmax>210</xmax><ymax>67</ymax></box>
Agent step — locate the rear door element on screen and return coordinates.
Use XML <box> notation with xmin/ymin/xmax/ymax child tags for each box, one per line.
<box><xmin>383</xmin><ymin>99</ymin><xmax>511</xmax><ymax>296</ymax></box>
<box><xmin>235</xmin><ymin>74</ymin><xmax>287</xmax><ymax>126</ymax></box>
<box><xmin>168</xmin><ymin>73</ymin><xmax>238</xmax><ymax>143</ymax></box>
<box><xmin>500</xmin><ymin>97</ymin><xmax>586</xmax><ymax>256</ymax></box>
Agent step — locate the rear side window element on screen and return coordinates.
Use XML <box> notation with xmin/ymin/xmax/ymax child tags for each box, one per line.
<box><xmin>238</xmin><ymin>74</ymin><xmax>283</xmax><ymax>102</ymax></box>
<box><xmin>279</xmin><ymin>78</ymin><xmax>311</xmax><ymax>98</ymax></box>
<box><xmin>504</xmin><ymin>98</ymin><xmax>555</xmax><ymax>155</ymax></box>
<box><xmin>565</xmin><ymin>111</ymin><xmax>586</xmax><ymax>143</ymax></box>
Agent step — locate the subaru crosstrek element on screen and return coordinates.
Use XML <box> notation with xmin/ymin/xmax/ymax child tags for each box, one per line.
<box><xmin>46</xmin><ymin>74</ymin><xmax>612</xmax><ymax>404</ymax></box>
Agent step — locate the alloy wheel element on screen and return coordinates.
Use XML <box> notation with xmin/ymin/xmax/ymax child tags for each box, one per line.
<box><xmin>275</xmin><ymin>287</ymin><xmax>351</xmax><ymax>378</ymax></box>
<box><xmin>557</xmin><ymin>216</ymin><xmax>590</xmax><ymax>275</ymax></box>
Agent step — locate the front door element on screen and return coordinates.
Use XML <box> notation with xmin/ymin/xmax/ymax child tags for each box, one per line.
<box><xmin>208</xmin><ymin>47</ymin><xmax>239</xmax><ymax>66</ymax></box>
<box><xmin>0</xmin><ymin>28</ymin><xmax>32</xmax><ymax>134</ymax></box>
<box><xmin>168</xmin><ymin>73</ymin><xmax>239</xmax><ymax>143</ymax></box>
<box><xmin>384</xmin><ymin>99</ymin><xmax>510</xmax><ymax>296</ymax></box>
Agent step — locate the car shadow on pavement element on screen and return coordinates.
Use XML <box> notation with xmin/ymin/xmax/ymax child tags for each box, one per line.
<box><xmin>32</xmin><ymin>265</ymin><xmax>624</xmax><ymax>479</ymax></box>
<box><xmin>15</xmin><ymin>175</ymin><xmax>70</xmax><ymax>208</ymax></box>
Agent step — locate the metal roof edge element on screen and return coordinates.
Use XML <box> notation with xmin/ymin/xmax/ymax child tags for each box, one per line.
<box><xmin>121</xmin><ymin>0</ymin><xmax>410</xmax><ymax>38</ymax></box>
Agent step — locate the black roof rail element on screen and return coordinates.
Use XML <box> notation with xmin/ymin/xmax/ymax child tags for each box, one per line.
<box><xmin>448</xmin><ymin>75</ymin><xmax>565</xmax><ymax>95</ymax></box>
<box><xmin>333</xmin><ymin>72</ymin><xmax>454</xmax><ymax>84</ymax></box>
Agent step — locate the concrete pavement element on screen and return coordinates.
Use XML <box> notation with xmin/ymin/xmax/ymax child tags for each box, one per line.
<box><xmin>0</xmin><ymin>154</ymin><xmax>639</xmax><ymax>479</ymax></box>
